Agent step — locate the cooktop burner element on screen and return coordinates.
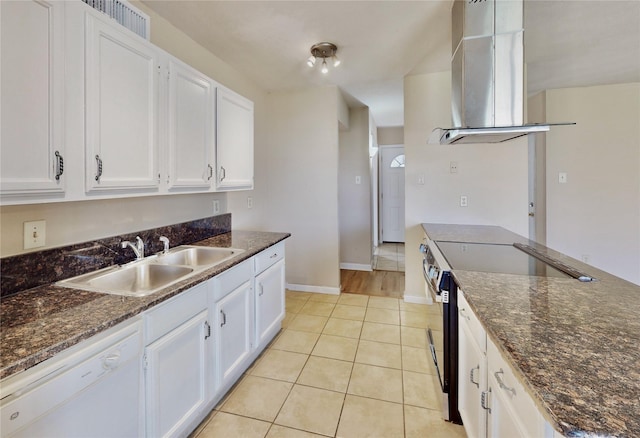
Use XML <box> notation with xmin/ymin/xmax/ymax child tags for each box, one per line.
<box><xmin>435</xmin><ymin>241</ymin><xmax>571</xmax><ymax>278</ymax></box>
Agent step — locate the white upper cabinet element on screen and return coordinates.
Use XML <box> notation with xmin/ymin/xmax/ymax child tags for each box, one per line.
<box><xmin>216</xmin><ymin>87</ymin><xmax>254</xmax><ymax>191</ymax></box>
<box><xmin>165</xmin><ymin>58</ymin><xmax>215</xmax><ymax>190</ymax></box>
<box><xmin>1</xmin><ymin>0</ymin><xmax>65</xmax><ymax>201</ymax></box>
<box><xmin>84</xmin><ymin>12</ymin><xmax>160</xmax><ymax>192</ymax></box>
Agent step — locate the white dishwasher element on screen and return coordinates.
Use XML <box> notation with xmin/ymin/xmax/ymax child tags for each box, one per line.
<box><xmin>0</xmin><ymin>318</ymin><xmax>144</xmax><ymax>438</ymax></box>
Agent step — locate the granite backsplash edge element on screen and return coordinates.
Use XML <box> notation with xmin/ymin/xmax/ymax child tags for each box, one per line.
<box><xmin>0</xmin><ymin>213</ymin><xmax>231</xmax><ymax>297</ymax></box>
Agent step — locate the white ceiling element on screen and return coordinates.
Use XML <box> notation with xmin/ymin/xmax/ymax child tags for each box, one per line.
<box><xmin>142</xmin><ymin>1</ymin><xmax>640</xmax><ymax>127</ymax></box>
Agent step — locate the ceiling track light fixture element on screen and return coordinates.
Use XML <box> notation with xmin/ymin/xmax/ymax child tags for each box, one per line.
<box><xmin>307</xmin><ymin>42</ymin><xmax>340</xmax><ymax>74</ymax></box>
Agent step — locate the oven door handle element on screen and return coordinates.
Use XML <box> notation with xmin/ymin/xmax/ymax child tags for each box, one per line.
<box><xmin>422</xmin><ymin>259</ymin><xmax>430</xmax><ymax>283</ymax></box>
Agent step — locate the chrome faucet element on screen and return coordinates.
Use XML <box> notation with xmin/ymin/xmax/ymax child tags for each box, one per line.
<box><xmin>121</xmin><ymin>236</ymin><xmax>145</xmax><ymax>260</ymax></box>
<box><xmin>159</xmin><ymin>236</ymin><xmax>170</xmax><ymax>254</ymax></box>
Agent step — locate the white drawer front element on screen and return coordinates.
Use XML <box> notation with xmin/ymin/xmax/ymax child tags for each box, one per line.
<box><xmin>145</xmin><ymin>282</ymin><xmax>209</xmax><ymax>343</ymax></box>
<box><xmin>254</xmin><ymin>242</ymin><xmax>285</xmax><ymax>275</ymax></box>
<box><xmin>212</xmin><ymin>259</ymin><xmax>252</xmax><ymax>302</ymax></box>
<box><xmin>487</xmin><ymin>338</ymin><xmax>547</xmax><ymax>437</ymax></box>
<box><xmin>458</xmin><ymin>291</ymin><xmax>486</xmax><ymax>352</ymax></box>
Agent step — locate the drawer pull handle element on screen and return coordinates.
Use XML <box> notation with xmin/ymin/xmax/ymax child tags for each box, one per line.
<box><xmin>270</xmin><ymin>253</ymin><xmax>278</xmax><ymax>259</ymax></box>
<box><xmin>220</xmin><ymin>310</ymin><xmax>227</xmax><ymax>327</ymax></box>
<box><xmin>481</xmin><ymin>389</ymin><xmax>491</xmax><ymax>413</ymax></box>
<box><xmin>204</xmin><ymin>321</ymin><xmax>211</xmax><ymax>339</ymax></box>
<box><xmin>95</xmin><ymin>155</ymin><xmax>103</xmax><ymax>182</ymax></box>
<box><xmin>10</xmin><ymin>411</ymin><xmax>19</xmax><ymax>421</ymax></box>
<box><xmin>470</xmin><ymin>365</ymin><xmax>480</xmax><ymax>388</ymax></box>
<box><xmin>495</xmin><ymin>369</ymin><xmax>516</xmax><ymax>397</ymax></box>
<box><xmin>54</xmin><ymin>151</ymin><xmax>64</xmax><ymax>180</ymax></box>
<box><xmin>258</xmin><ymin>284</ymin><xmax>264</xmax><ymax>296</ymax></box>
<box><xmin>459</xmin><ymin>307</ymin><xmax>471</xmax><ymax>321</ymax></box>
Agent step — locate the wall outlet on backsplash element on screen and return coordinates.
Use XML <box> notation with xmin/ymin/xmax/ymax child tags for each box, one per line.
<box><xmin>213</xmin><ymin>200</ymin><xmax>221</xmax><ymax>215</ymax></box>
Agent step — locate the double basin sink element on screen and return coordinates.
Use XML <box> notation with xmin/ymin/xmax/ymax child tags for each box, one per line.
<box><xmin>57</xmin><ymin>246</ymin><xmax>244</xmax><ymax>297</ymax></box>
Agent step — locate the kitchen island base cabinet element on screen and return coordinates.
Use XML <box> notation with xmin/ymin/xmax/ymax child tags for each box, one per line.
<box><xmin>213</xmin><ymin>260</ymin><xmax>254</xmax><ymax>394</ymax></box>
<box><xmin>143</xmin><ymin>283</ymin><xmax>211</xmax><ymax>438</ymax></box>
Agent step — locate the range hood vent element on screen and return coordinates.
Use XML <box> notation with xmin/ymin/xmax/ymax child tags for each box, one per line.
<box><xmin>430</xmin><ymin>0</ymin><xmax>573</xmax><ymax>145</ymax></box>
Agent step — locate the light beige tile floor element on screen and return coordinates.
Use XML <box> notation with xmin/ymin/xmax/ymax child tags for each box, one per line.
<box><xmin>373</xmin><ymin>242</ymin><xmax>405</xmax><ymax>272</ymax></box>
<box><xmin>192</xmin><ymin>291</ymin><xmax>467</xmax><ymax>438</ymax></box>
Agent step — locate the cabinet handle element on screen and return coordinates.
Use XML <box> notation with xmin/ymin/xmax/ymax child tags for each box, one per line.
<box><xmin>54</xmin><ymin>151</ymin><xmax>64</xmax><ymax>180</ymax></box>
<box><xmin>270</xmin><ymin>253</ymin><xmax>278</xmax><ymax>259</ymax></box>
<box><xmin>204</xmin><ymin>321</ymin><xmax>211</xmax><ymax>339</ymax></box>
<box><xmin>207</xmin><ymin>164</ymin><xmax>213</xmax><ymax>181</ymax></box>
<box><xmin>459</xmin><ymin>307</ymin><xmax>471</xmax><ymax>321</ymax></box>
<box><xmin>470</xmin><ymin>365</ymin><xmax>480</xmax><ymax>388</ymax></box>
<box><xmin>481</xmin><ymin>388</ymin><xmax>491</xmax><ymax>413</ymax></box>
<box><xmin>95</xmin><ymin>155</ymin><xmax>103</xmax><ymax>182</ymax></box>
<box><xmin>220</xmin><ymin>310</ymin><xmax>226</xmax><ymax>327</ymax></box>
<box><xmin>494</xmin><ymin>369</ymin><xmax>516</xmax><ymax>397</ymax></box>
<box><xmin>258</xmin><ymin>284</ymin><xmax>264</xmax><ymax>296</ymax></box>
<box><xmin>220</xmin><ymin>166</ymin><xmax>226</xmax><ymax>181</ymax></box>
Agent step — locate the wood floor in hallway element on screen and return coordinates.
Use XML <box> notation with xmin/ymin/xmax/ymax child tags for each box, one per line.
<box><xmin>340</xmin><ymin>269</ymin><xmax>405</xmax><ymax>299</ymax></box>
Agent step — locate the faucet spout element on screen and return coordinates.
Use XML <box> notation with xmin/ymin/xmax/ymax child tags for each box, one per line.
<box><xmin>121</xmin><ymin>236</ymin><xmax>145</xmax><ymax>259</ymax></box>
<box><xmin>159</xmin><ymin>236</ymin><xmax>170</xmax><ymax>254</ymax></box>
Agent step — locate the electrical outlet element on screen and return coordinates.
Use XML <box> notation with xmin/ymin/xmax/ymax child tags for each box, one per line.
<box><xmin>24</xmin><ymin>220</ymin><xmax>46</xmax><ymax>249</ymax></box>
<box><xmin>450</xmin><ymin>161</ymin><xmax>458</xmax><ymax>173</ymax></box>
<box><xmin>418</xmin><ymin>175</ymin><xmax>425</xmax><ymax>185</ymax></box>
<box><xmin>247</xmin><ymin>196</ymin><xmax>253</xmax><ymax>209</ymax></box>
<box><xmin>355</xmin><ymin>176</ymin><xmax>361</xmax><ymax>185</ymax></box>
<box><xmin>460</xmin><ymin>196</ymin><xmax>468</xmax><ymax>207</ymax></box>
<box><xmin>559</xmin><ymin>172</ymin><xmax>568</xmax><ymax>183</ymax></box>
<box><xmin>581</xmin><ymin>254</ymin><xmax>590</xmax><ymax>263</ymax></box>
<box><xmin>213</xmin><ymin>200</ymin><xmax>220</xmax><ymax>215</ymax></box>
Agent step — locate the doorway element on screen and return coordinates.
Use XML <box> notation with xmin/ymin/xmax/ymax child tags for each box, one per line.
<box><xmin>380</xmin><ymin>145</ymin><xmax>405</xmax><ymax>243</ymax></box>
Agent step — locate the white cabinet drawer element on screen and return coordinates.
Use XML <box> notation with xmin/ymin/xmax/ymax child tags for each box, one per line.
<box><xmin>212</xmin><ymin>259</ymin><xmax>252</xmax><ymax>302</ymax></box>
<box><xmin>145</xmin><ymin>282</ymin><xmax>209</xmax><ymax>344</ymax></box>
<box><xmin>254</xmin><ymin>242</ymin><xmax>285</xmax><ymax>275</ymax></box>
<box><xmin>458</xmin><ymin>291</ymin><xmax>486</xmax><ymax>352</ymax></box>
<box><xmin>487</xmin><ymin>338</ymin><xmax>547</xmax><ymax>437</ymax></box>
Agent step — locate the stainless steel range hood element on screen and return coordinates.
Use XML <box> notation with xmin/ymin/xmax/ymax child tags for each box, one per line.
<box><xmin>429</xmin><ymin>0</ymin><xmax>573</xmax><ymax>145</ymax></box>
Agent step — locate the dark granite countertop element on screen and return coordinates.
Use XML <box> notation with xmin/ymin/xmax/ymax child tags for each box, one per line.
<box><xmin>422</xmin><ymin>223</ymin><xmax>640</xmax><ymax>437</ymax></box>
<box><xmin>0</xmin><ymin>230</ymin><xmax>290</xmax><ymax>380</ymax></box>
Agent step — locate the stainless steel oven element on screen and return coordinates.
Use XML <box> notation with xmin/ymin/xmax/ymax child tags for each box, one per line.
<box><xmin>419</xmin><ymin>239</ymin><xmax>461</xmax><ymax>424</ymax></box>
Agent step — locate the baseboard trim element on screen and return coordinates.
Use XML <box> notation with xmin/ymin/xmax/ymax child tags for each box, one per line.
<box><xmin>339</xmin><ymin>263</ymin><xmax>373</xmax><ymax>271</ymax></box>
<box><xmin>286</xmin><ymin>283</ymin><xmax>341</xmax><ymax>295</ymax></box>
<box><xmin>403</xmin><ymin>294</ymin><xmax>430</xmax><ymax>305</ymax></box>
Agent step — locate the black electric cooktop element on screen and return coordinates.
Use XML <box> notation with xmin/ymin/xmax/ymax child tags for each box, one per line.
<box><xmin>435</xmin><ymin>241</ymin><xmax>571</xmax><ymax>279</ymax></box>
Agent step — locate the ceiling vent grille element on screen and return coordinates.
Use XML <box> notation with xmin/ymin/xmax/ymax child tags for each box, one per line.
<box><xmin>82</xmin><ymin>0</ymin><xmax>149</xmax><ymax>39</ymax></box>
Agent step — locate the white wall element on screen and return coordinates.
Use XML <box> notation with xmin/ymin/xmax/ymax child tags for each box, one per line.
<box><xmin>339</xmin><ymin>107</ymin><xmax>373</xmax><ymax>269</ymax></box>
<box><xmin>378</xmin><ymin>127</ymin><xmax>404</xmax><ymax>145</ymax></box>
<box><xmin>404</xmin><ymin>71</ymin><xmax>529</xmax><ymax>301</ymax></box>
<box><xmin>0</xmin><ymin>3</ymin><xmax>267</xmax><ymax>257</ymax></box>
<box><xmin>545</xmin><ymin>83</ymin><xmax>640</xmax><ymax>285</ymax></box>
<box><xmin>264</xmin><ymin>86</ymin><xmax>342</xmax><ymax>293</ymax></box>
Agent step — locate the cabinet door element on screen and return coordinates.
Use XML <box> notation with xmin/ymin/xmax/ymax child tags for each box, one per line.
<box><xmin>1</xmin><ymin>0</ymin><xmax>65</xmax><ymax>199</ymax></box>
<box><xmin>145</xmin><ymin>310</ymin><xmax>210</xmax><ymax>438</ymax></box>
<box><xmin>255</xmin><ymin>259</ymin><xmax>285</xmax><ymax>347</ymax></box>
<box><xmin>166</xmin><ymin>58</ymin><xmax>215</xmax><ymax>190</ymax></box>
<box><xmin>215</xmin><ymin>87</ymin><xmax>254</xmax><ymax>191</ymax></box>
<box><xmin>85</xmin><ymin>12</ymin><xmax>159</xmax><ymax>191</ymax></box>
<box><xmin>215</xmin><ymin>280</ymin><xmax>252</xmax><ymax>388</ymax></box>
<box><xmin>459</xmin><ymin>317</ymin><xmax>487</xmax><ymax>438</ymax></box>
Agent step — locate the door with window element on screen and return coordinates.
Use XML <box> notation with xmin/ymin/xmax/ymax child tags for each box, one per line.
<box><xmin>380</xmin><ymin>146</ymin><xmax>405</xmax><ymax>243</ymax></box>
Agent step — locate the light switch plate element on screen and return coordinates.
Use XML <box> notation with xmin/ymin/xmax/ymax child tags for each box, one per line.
<box><xmin>213</xmin><ymin>200</ymin><xmax>220</xmax><ymax>215</ymax></box>
<box><xmin>24</xmin><ymin>220</ymin><xmax>46</xmax><ymax>250</ymax></box>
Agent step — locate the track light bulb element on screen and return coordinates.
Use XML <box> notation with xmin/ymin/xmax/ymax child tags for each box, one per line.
<box><xmin>307</xmin><ymin>55</ymin><xmax>316</xmax><ymax>67</ymax></box>
<box><xmin>332</xmin><ymin>55</ymin><xmax>340</xmax><ymax>67</ymax></box>
<box><xmin>321</xmin><ymin>59</ymin><xmax>328</xmax><ymax>74</ymax></box>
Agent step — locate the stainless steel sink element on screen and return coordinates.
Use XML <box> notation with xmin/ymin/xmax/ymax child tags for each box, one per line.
<box><xmin>57</xmin><ymin>262</ymin><xmax>195</xmax><ymax>297</ymax></box>
<box><xmin>155</xmin><ymin>246</ymin><xmax>243</xmax><ymax>267</ymax></box>
<box><xmin>56</xmin><ymin>245</ymin><xmax>244</xmax><ymax>297</ymax></box>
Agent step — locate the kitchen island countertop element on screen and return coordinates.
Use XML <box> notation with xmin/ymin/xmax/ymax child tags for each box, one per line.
<box><xmin>422</xmin><ymin>223</ymin><xmax>640</xmax><ymax>438</ymax></box>
<box><xmin>0</xmin><ymin>230</ymin><xmax>290</xmax><ymax>380</ymax></box>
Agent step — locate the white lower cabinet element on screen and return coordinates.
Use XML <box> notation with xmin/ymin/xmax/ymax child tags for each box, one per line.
<box><xmin>458</xmin><ymin>290</ymin><xmax>556</xmax><ymax>438</ymax></box>
<box><xmin>144</xmin><ymin>282</ymin><xmax>211</xmax><ymax>438</ymax></box>
<box><xmin>254</xmin><ymin>243</ymin><xmax>286</xmax><ymax>349</ymax></box>
<box><xmin>458</xmin><ymin>292</ymin><xmax>487</xmax><ymax>438</ymax></box>
<box><xmin>212</xmin><ymin>259</ymin><xmax>253</xmax><ymax>393</ymax></box>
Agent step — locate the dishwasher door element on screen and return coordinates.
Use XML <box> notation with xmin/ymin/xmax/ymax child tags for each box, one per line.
<box><xmin>1</xmin><ymin>319</ymin><xmax>144</xmax><ymax>438</ymax></box>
